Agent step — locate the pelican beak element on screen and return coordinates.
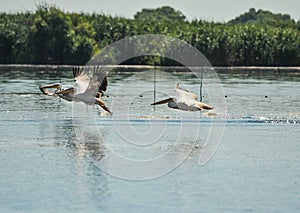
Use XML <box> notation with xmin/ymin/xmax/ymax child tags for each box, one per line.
<box><xmin>151</xmin><ymin>98</ymin><xmax>174</xmax><ymax>105</ymax></box>
<box><xmin>39</xmin><ymin>83</ymin><xmax>62</xmax><ymax>95</ymax></box>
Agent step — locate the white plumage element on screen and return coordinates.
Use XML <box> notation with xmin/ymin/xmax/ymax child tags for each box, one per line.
<box><xmin>39</xmin><ymin>66</ymin><xmax>111</xmax><ymax>114</ymax></box>
<box><xmin>151</xmin><ymin>83</ymin><xmax>213</xmax><ymax>111</ymax></box>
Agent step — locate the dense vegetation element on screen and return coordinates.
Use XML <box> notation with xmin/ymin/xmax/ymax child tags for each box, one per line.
<box><xmin>0</xmin><ymin>4</ymin><xmax>299</xmax><ymax>66</ymax></box>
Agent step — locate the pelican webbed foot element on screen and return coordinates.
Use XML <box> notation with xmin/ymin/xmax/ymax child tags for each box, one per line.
<box><xmin>95</xmin><ymin>98</ymin><xmax>112</xmax><ymax>115</ymax></box>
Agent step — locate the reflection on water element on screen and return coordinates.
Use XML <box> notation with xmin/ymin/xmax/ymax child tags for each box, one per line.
<box><xmin>0</xmin><ymin>67</ymin><xmax>300</xmax><ymax>212</ymax></box>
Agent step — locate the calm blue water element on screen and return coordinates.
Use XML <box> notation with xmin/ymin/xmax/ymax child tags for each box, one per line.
<box><xmin>0</xmin><ymin>68</ymin><xmax>299</xmax><ymax>212</ymax></box>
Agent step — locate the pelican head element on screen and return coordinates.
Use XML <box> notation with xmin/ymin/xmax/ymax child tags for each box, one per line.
<box><xmin>55</xmin><ymin>87</ymin><xmax>76</xmax><ymax>101</ymax></box>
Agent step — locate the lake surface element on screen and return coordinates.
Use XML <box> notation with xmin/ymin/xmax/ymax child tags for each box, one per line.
<box><xmin>0</xmin><ymin>67</ymin><xmax>299</xmax><ymax>212</ymax></box>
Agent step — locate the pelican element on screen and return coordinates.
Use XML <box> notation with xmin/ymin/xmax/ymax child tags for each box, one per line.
<box><xmin>151</xmin><ymin>83</ymin><xmax>213</xmax><ymax>111</ymax></box>
<box><xmin>39</xmin><ymin>65</ymin><xmax>111</xmax><ymax>114</ymax></box>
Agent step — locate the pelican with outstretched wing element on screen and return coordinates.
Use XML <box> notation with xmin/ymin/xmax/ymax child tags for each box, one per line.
<box><xmin>39</xmin><ymin>65</ymin><xmax>111</xmax><ymax>114</ymax></box>
<box><xmin>151</xmin><ymin>83</ymin><xmax>213</xmax><ymax>111</ymax></box>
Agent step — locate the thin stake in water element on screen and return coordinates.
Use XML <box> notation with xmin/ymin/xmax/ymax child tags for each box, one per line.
<box><xmin>153</xmin><ymin>62</ymin><xmax>156</xmax><ymax>112</ymax></box>
<box><xmin>199</xmin><ymin>67</ymin><xmax>203</xmax><ymax>102</ymax></box>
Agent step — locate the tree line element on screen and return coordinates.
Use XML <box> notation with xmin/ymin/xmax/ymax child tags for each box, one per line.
<box><xmin>0</xmin><ymin>4</ymin><xmax>299</xmax><ymax>66</ymax></box>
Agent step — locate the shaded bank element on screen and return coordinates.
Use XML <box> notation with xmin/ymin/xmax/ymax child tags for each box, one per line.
<box><xmin>0</xmin><ymin>5</ymin><xmax>299</xmax><ymax>66</ymax></box>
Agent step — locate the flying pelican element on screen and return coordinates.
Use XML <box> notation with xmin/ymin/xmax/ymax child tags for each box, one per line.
<box><xmin>39</xmin><ymin>65</ymin><xmax>111</xmax><ymax>114</ymax></box>
<box><xmin>151</xmin><ymin>83</ymin><xmax>213</xmax><ymax>111</ymax></box>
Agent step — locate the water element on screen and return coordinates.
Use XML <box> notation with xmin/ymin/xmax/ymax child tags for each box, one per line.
<box><xmin>0</xmin><ymin>67</ymin><xmax>299</xmax><ymax>212</ymax></box>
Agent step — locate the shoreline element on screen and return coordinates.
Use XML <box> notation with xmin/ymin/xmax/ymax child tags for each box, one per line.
<box><xmin>0</xmin><ymin>64</ymin><xmax>300</xmax><ymax>72</ymax></box>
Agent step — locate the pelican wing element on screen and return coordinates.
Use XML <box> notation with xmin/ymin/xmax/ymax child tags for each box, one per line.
<box><xmin>73</xmin><ymin>67</ymin><xmax>90</xmax><ymax>94</ymax></box>
<box><xmin>83</xmin><ymin>65</ymin><xmax>107</xmax><ymax>97</ymax></box>
<box><xmin>175</xmin><ymin>84</ymin><xmax>198</xmax><ymax>105</ymax></box>
<box><xmin>98</xmin><ymin>75</ymin><xmax>108</xmax><ymax>95</ymax></box>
